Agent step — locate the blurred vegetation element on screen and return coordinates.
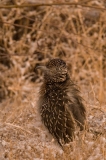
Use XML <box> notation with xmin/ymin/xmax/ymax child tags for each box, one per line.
<box><xmin>0</xmin><ymin>0</ymin><xmax>106</xmax><ymax>104</ymax></box>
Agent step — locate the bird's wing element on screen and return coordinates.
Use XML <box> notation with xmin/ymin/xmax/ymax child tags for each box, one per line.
<box><xmin>67</xmin><ymin>86</ymin><xmax>86</xmax><ymax>129</ymax></box>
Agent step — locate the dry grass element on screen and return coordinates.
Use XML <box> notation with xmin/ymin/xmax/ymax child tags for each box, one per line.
<box><xmin>0</xmin><ymin>0</ymin><xmax>106</xmax><ymax>159</ymax></box>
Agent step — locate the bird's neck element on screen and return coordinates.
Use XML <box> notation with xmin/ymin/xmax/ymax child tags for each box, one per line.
<box><xmin>44</xmin><ymin>74</ymin><xmax>70</xmax><ymax>87</ymax></box>
<box><xmin>40</xmin><ymin>74</ymin><xmax>71</xmax><ymax>96</ymax></box>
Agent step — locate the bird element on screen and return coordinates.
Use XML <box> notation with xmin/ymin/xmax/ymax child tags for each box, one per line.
<box><xmin>37</xmin><ymin>58</ymin><xmax>86</xmax><ymax>146</ymax></box>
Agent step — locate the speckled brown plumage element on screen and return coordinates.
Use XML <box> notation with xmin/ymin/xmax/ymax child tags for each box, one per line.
<box><xmin>38</xmin><ymin>59</ymin><xmax>86</xmax><ymax>146</ymax></box>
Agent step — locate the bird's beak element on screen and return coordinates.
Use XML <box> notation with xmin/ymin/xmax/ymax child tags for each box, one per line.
<box><xmin>36</xmin><ymin>66</ymin><xmax>49</xmax><ymax>72</ymax></box>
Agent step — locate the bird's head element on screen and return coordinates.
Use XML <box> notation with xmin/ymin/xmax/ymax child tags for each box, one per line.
<box><xmin>37</xmin><ymin>59</ymin><xmax>68</xmax><ymax>83</ymax></box>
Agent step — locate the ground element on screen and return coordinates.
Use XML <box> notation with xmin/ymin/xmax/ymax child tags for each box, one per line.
<box><xmin>0</xmin><ymin>83</ymin><xmax>106</xmax><ymax>160</ymax></box>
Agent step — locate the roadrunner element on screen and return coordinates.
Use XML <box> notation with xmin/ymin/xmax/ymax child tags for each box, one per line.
<box><xmin>38</xmin><ymin>58</ymin><xmax>86</xmax><ymax>146</ymax></box>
